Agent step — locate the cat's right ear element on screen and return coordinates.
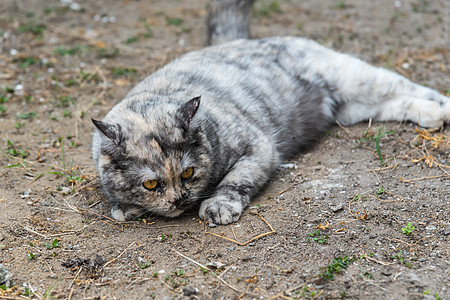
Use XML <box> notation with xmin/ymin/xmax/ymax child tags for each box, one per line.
<box><xmin>92</xmin><ymin>119</ymin><xmax>124</xmax><ymax>147</ymax></box>
<box><xmin>176</xmin><ymin>96</ymin><xmax>201</xmax><ymax>131</ymax></box>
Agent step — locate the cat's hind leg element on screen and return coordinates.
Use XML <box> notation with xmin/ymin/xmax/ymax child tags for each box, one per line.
<box><xmin>282</xmin><ymin>37</ymin><xmax>450</xmax><ymax>128</ymax></box>
<box><xmin>335</xmin><ymin>94</ymin><xmax>450</xmax><ymax>128</ymax></box>
<box><xmin>332</xmin><ymin>72</ymin><xmax>450</xmax><ymax>128</ymax></box>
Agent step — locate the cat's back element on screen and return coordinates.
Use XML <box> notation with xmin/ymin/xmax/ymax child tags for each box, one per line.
<box><xmin>111</xmin><ymin>37</ymin><xmax>327</xmax><ymax>159</ymax></box>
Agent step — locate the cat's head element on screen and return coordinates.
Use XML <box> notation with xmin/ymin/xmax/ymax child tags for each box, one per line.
<box><xmin>92</xmin><ymin>96</ymin><xmax>212</xmax><ymax>220</ymax></box>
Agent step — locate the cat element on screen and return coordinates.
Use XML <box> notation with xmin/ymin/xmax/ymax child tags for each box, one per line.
<box><xmin>92</xmin><ymin>0</ymin><xmax>450</xmax><ymax>225</ymax></box>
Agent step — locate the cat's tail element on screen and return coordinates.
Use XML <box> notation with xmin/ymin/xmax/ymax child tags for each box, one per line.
<box><xmin>207</xmin><ymin>0</ymin><xmax>255</xmax><ymax>46</ymax></box>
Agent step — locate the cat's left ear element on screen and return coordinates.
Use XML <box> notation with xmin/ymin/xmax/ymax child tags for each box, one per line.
<box><xmin>176</xmin><ymin>96</ymin><xmax>201</xmax><ymax>131</ymax></box>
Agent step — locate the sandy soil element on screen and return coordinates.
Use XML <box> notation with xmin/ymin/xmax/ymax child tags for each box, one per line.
<box><xmin>0</xmin><ymin>0</ymin><xmax>449</xmax><ymax>299</ymax></box>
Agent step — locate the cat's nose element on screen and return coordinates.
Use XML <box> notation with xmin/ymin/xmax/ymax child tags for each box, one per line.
<box><xmin>172</xmin><ymin>195</ymin><xmax>188</xmax><ymax>209</ymax></box>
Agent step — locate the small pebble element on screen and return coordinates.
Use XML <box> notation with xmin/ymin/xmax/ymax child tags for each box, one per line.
<box><xmin>182</xmin><ymin>286</ymin><xmax>198</xmax><ymax>296</ymax></box>
<box><xmin>330</xmin><ymin>203</ymin><xmax>343</xmax><ymax>212</ymax></box>
<box><xmin>20</xmin><ymin>189</ymin><xmax>31</xmax><ymax>199</ymax></box>
<box><xmin>425</xmin><ymin>225</ymin><xmax>437</xmax><ymax>231</ymax></box>
<box><xmin>443</xmin><ymin>225</ymin><xmax>450</xmax><ymax>236</ymax></box>
<box><xmin>0</xmin><ymin>264</ymin><xmax>12</xmax><ymax>287</ymax></box>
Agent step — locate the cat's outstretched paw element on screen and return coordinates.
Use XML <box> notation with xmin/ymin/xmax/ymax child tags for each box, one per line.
<box><xmin>376</xmin><ymin>96</ymin><xmax>450</xmax><ymax>129</ymax></box>
<box><xmin>199</xmin><ymin>198</ymin><xmax>243</xmax><ymax>225</ymax></box>
<box><xmin>417</xmin><ymin>101</ymin><xmax>445</xmax><ymax>128</ymax></box>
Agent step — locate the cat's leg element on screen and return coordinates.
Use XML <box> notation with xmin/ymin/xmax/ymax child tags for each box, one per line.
<box><xmin>283</xmin><ymin>38</ymin><xmax>450</xmax><ymax>127</ymax></box>
<box><xmin>331</xmin><ymin>68</ymin><xmax>450</xmax><ymax>128</ymax></box>
<box><xmin>199</xmin><ymin>139</ymin><xmax>279</xmax><ymax>225</ymax></box>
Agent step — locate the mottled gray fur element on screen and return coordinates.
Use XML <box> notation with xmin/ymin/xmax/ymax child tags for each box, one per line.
<box><xmin>207</xmin><ymin>0</ymin><xmax>255</xmax><ymax>45</ymax></box>
<box><xmin>92</xmin><ymin>0</ymin><xmax>450</xmax><ymax>225</ymax></box>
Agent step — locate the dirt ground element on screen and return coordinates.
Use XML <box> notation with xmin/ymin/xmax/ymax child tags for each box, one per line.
<box><xmin>0</xmin><ymin>0</ymin><xmax>449</xmax><ymax>299</ymax></box>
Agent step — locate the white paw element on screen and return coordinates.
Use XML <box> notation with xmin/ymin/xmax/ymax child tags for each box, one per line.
<box><xmin>111</xmin><ymin>207</ymin><xmax>126</xmax><ymax>221</ymax></box>
<box><xmin>442</xmin><ymin>100</ymin><xmax>450</xmax><ymax>123</ymax></box>
<box><xmin>416</xmin><ymin>101</ymin><xmax>444</xmax><ymax>128</ymax></box>
<box><xmin>199</xmin><ymin>198</ymin><xmax>243</xmax><ymax>225</ymax></box>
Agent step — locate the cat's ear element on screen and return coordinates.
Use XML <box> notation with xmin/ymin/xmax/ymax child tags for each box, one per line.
<box><xmin>176</xmin><ymin>96</ymin><xmax>201</xmax><ymax>131</ymax></box>
<box><xmin>92</xmin><ymin>119</ymin><xmax>124</xmax><ymax>147</ymax></box>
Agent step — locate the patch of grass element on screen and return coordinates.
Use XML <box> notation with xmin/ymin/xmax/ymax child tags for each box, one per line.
<box><xmin>65</xmin><ymin>78</ymin><xmax>78</xmax><ymax>87</ymax></box>
<box><xmin>391</xmin><ymin>251</ymin><xmax>412</xmax><ymax>268</ymax></box>
<box><xmin>43</xmin><ymin>239</ymin><xmax>60</xmax><ymax>249</ymax></box>
<box><xmin>124</xmin><ymin>36</ymin><xmax>139</xmax><ymax>44</ymax></box>
<box><xmin>15</xmin><ymin>122</ymin><xmax>25</xmax><ymax>129</ymax></box>
<box><xmin>307</xmin><ymin>230</ymin><xmax>328</xmax><ymax>244</ymax></box>
<box><xmin>141</xmin><ymin>19</ymin><xmax>153</xmax><ymax>38</ymax></box>
<box><xmin>360</xmin><ymin>252</ymin><xmax>374</xmax><ymax>259</ymax></box>
<box><xmin>254</xmin><ymin>1</ymin><xmax>281</xmax><ymax>17</ymax></box>
<box><xmin>166</xmin><ymin>17</ymin><xmax>183</xmax><ymax>26</ymax></box>
<box><xmin>320</xmin><ymin>256</ymin><xmax>353</xmax><ymax>280</ymax></box>
<box><xmin>97</xmin><ymin>47</ymin><xmax>120</xmax><ymax>58</ymax></box>
<box><xmin>0</xmin><ymin>92</ymin><xmax>10</xmax><ymax>103</ymax></box>
<box><xmin>22</xmin><ymin>287</ymin><xmax>34</xmax><ymax>297</ymax></box>
<box><xmin>17</xmin><ymin>111</ymin><xmax>37</xmax><ymax>120</ymax></box>
<box><xmin>80</xmin><ymin>70</ymin><xmax>98</xmax><ymax>83</ymax></box>
<box><xmin>138</xmin><ymin>261</ymin><xmax>152</xmax><ymax>269</ymax></box>
<box><xmin>164</xmin><ymin>270</ymin><xmax>188</xmax><ymax>289</ymax></box>
<box><xmin>7</xmin><ymin>140</ymin><xmax>28</xmax><ymax>159</ymax></box>
<box><xmin>401</xmin><ymin>222</ymin><xmax>415</xmax><ymax>236</ymax></box>
<box><xmin>293</xmin><ymin>286</ymin><xmax>321</xmax><ymax>298</ymax></box>
<box><xmin>4</xmin><ymin>87</ymin><xmax>15</xmax><ymax>94</ymax></box>
<box><xmin>334</xmin><ymin>2</ymin><xmax>350</xmax><ymax>9</ymax></box>
<box><xmin>63</xmin><ymin>109</ymin><xmax>72</xmax><ymax>118</ymax></box>
<box><xmin>54</xmin><ymin>46</ymin><xmax>80</xmax><ymax>56</ymax></box>
<box><xmin>360</xmin><ymin>125</ymin><xmax>395</xmax><ymax>165</ymax></box>
<box><xmin>110</xmin><ymin>67</ymin><xmax>137</xmax><ymax>78</ymax></box>
<box><xmin>14</xmin><ymin>56</ymin><xmax>39</xmax><ymax>68</ymax></box>
<box><xmin>47</xmin><ymin>137</ymin><xmax>85</xmax><ymax>184</ymax></box>
<box><xmin>352</xmin><ymin>193</ymin><xmax>367</xmax><ymax>202</ymax></box>
<box><xmin>18</xmin><ymin>22</ymin><xmax>46</xmax><ymax>36</ymax></box>
<box><xmin>159</xmin><ymin>233</ymin><xmax>172</xmax><ymax>242</ymax></box>
<box><xmin>0</xmin><ymin>105</ymin><xmax>6</xmax><ymax>114</ymax></box>
<box><xmin>28</xmin><ymin>252</ymin><xmax>36</xmax><ymax>260</ymax></box>
<box><xmin>56</xmin><ymin>95</ymin><xmax>74</xmax><ymax>107</ymax></box>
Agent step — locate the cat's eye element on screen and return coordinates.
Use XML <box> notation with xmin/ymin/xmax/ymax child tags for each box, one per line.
<box><xmin>143</xmin><ymin>180</ymin><xmax>159</xmax><ymax>190</ymax></box>
<box><xmin>181</xmin><ymin>167</ymin><xmax>194</xmax><ymax>179</ymax></box>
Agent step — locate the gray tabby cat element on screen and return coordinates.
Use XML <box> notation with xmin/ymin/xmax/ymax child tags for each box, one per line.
<box><xmin>92</xmin><ymin>0</ymin><xmax>450</xmax><ymax>225</ymax></box>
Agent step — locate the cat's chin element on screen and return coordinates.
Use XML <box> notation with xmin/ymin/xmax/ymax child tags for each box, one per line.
<box><xmin>159</xmin><ymin>209</ymin><xmax>184</xmax><ymax>218</ymax></box>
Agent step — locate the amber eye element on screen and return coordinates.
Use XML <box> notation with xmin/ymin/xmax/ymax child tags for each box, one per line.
<box><xmin>181</xmin><ymin>167</ymin><xmax>194</xmax><ymax>179</ymax></box>
<box><xmin>143</xmin><ymin>180</ymin><xmax>159</xmax><ymax>190</ymax></box>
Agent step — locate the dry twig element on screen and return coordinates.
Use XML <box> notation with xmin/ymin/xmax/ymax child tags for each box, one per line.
<box><xmin>103</xmin><ymin>242</ymin><xmax>137</xmax><ymax>268</ymax></box>
<box><xmin>172</xmin><ymin>249</ymin><xmax>242</xmax><ymax>294</ymax></box>
<box><xmin>204</xmin><ymin>212</ymin><xmax>276</xmax><ymax>246</ymax></box>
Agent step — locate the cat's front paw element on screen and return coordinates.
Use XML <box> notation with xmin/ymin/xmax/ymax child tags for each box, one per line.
<box><xmin>199</xmin><ymin>198</ymin><xmax>243</xmax><ymax>225</ymax></box>
<box><xmin>111</xmin><ymin>207</ymin><xmax>126</xmax><ymax>221</ymax></box>
<box><xmin>110</xmin><ymin>205</ymin><xmax>146</xmax><ymax>221</ymax></box>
